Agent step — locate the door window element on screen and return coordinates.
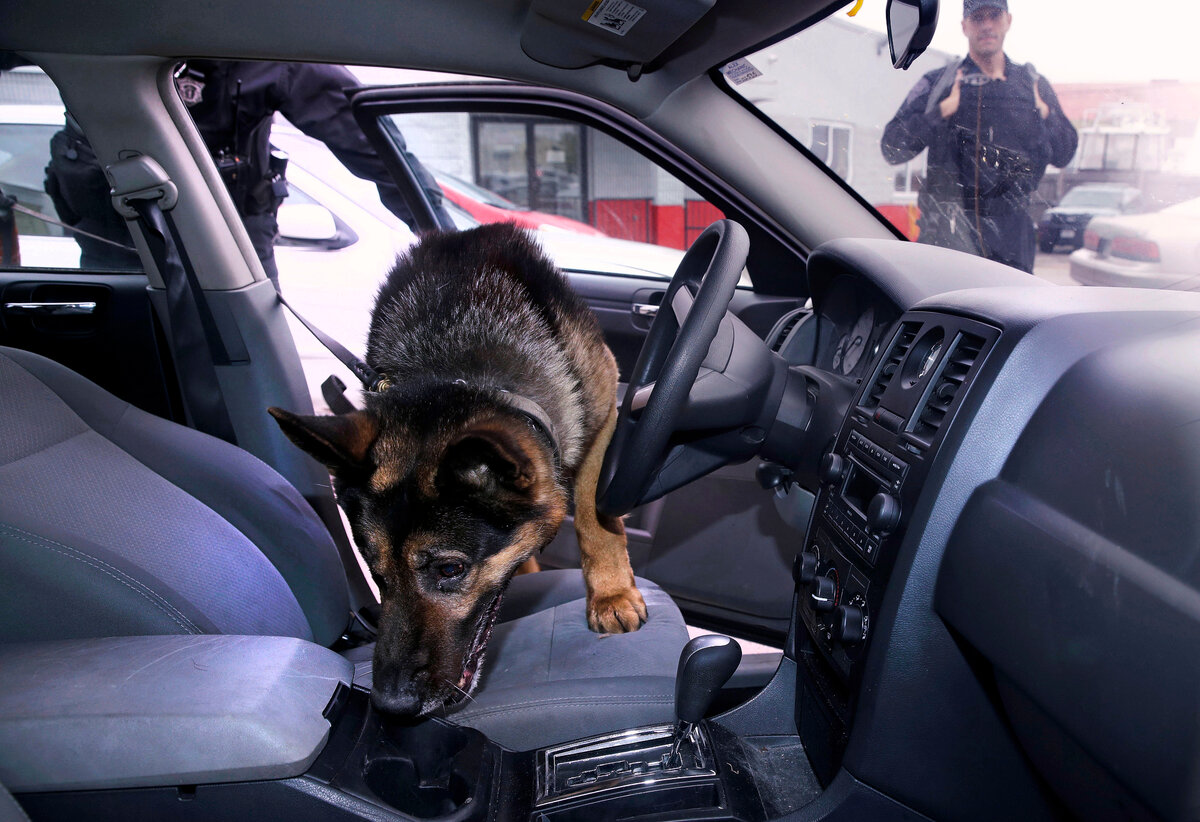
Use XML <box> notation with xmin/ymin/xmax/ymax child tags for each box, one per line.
<box><xmin>0</xmin><ymin>67</ymin><xmax>141</xmax><ymax>272</ymax></box>
<box><xmin>384</xmin><ymin>109</ymin><xmax>729</xmax><ymax>278</ymax></box>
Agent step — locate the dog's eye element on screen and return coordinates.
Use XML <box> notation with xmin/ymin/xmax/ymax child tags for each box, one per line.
<box><xmin>437</xmin><ymin>561</ymin><xmax>467</xmax><ymax>579</ymax></box>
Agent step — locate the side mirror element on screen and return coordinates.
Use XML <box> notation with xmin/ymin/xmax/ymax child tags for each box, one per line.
<box><xmin>277</xmin><ymin>203</ymin><xmax>339</xmax><ymax>242</ymax></box>
<box><xmin>886</xmin><ymin>0</ymin><xmax>939</xmax><ymax>70</ymax></box>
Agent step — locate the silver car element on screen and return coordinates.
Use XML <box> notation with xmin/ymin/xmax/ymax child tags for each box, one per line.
<box><xmin>1069</xmin><ymin>195</ymin><xmax>1200</xmax><ymax>291</ymax></box>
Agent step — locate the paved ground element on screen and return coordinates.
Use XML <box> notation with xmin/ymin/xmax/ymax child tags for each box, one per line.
<box><xmin>1032</xmin><ymin>250</ymin><xmax>1077</xmax><ymax>285</ymax></box>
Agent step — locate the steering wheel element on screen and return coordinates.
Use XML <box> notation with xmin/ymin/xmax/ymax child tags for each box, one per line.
<box><xmin>596</xmin><ymin>219</ymin><xmax>751</xmax><ymax>517</ymax></box>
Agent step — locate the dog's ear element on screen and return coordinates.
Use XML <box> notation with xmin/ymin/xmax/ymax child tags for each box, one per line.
<box><xmin>438</xmin><ymin>420</ymin><xmax>540</xmax><ymax>498</ymax></box>
<box><xmin>268</xmin><ymin>407</ymin><xmax>378</xmax><ymax>472</ymax></box>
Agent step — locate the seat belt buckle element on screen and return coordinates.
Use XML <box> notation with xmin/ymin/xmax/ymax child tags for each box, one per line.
<box><xmin>336</xmin><ymin>605</ymin><xmax>379</xmax><ymax>649</ymax></box>
<box><xmin>322</xmin><ymin>374</ymin><xmax>358</xmax><ymax>415</ymax></box>
<box><xmin>107</xmin><ymin>155</ymin><xmax>179</xmax><ymax>218</ymax></box>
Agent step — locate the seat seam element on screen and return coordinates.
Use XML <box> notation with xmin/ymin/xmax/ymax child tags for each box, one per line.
<box><xmin>453</xmin><ymin>694</ymin><xmax>673</xmax><ymax>721</ymax></box>
<box><xmin>0</xmin><ymin>524</ymin><xmax>203</xmax><ymax>634</ymax></box>
<box><xmin>0</xmin><ymin>427</ymin><xmax>93</xmax><ymax>472</ymax></box>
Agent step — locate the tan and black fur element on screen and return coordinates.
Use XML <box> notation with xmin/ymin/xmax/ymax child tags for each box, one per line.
<box><xmin>269</xmin><ymin>223</ymin><xmax>645</xmax><ymax>717</ymax></box>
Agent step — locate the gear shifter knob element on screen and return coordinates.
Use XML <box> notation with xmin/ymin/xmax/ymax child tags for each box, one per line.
<box><xmin>674</xmin><ymin>634</ymin><xmax>742</xmax><ymax>725</ymax></box>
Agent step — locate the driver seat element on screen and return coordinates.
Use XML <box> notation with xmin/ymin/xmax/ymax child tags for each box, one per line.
<box><xmin>0</xmin><ymin>346</ymin><xmax>687</xmax><ymax>750</ymax></box>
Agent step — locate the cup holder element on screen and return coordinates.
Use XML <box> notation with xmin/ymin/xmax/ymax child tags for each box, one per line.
<box><xmin>357</xmin><ymin>714</ymin><xmax>490</xmax><ymax>821</ymax></box>
<box><xmin>363</xmin><ymin>755</ymin><xmax>473</xmax><ymax>818</ymax></box>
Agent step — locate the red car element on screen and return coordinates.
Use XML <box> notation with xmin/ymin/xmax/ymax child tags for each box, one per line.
<box><xmin>433</xmin><ymin>168</ymin><xmax>606</xmax><ymax>236</ymax></box>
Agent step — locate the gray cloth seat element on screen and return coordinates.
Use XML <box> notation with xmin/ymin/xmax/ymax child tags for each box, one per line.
<box><xmin>0</xmin><ymin>346</ymin><xmax>687</xmax><ymax>750</ymax></box>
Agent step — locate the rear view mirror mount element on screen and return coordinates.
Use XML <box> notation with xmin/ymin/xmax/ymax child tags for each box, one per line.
<box><xmin>886</xmin><ymin>0</ymin><xmax>938</xmax><ymax>70</ymax></box>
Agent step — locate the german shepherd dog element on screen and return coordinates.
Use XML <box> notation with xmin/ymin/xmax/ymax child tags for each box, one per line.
<box><xmin>269</xmin><ymin>223</ymin><xmax>646</xmax><ymax>716</ymax></box>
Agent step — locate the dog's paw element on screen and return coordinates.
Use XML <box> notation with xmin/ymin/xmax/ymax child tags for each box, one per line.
<box><xmin>587</xmin><ymin>586</ymin><xmax>648</xmax><ymax>633</ymax></box>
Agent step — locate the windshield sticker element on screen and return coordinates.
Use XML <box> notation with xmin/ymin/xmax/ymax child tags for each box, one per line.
<box><xmin>582</xmin><ymin>0</ymin><xmax>646</xmax><ymax>37</ymax></box>
<box><xmin>721</xmin><ymin>59</ymin><xmax>763</xmax><ymax>86</ymax></box>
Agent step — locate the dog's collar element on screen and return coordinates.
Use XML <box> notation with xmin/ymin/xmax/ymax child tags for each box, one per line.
<box><xmin>372</xmin><ymin>376</ymin><xmax>561</xmax><ymax>467</ymax></box>
<box><xmin>270</xmin><ymin>294</ymin><xmax>555</xmax><ymax>457</ymax></box>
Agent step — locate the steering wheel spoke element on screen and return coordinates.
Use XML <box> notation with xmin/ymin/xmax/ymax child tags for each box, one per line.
<box><xmin>598</xmin><ymin>220</ymin><xmax>776</xmax><ymax>517</ymax></box>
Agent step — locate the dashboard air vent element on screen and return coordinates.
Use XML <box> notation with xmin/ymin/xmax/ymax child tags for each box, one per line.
<box><xmin>862</xmin><ymin>321</ymin><xmax>920</xmax><ymax>409</ymax></box>
<box><xmin>909</xmin><ymin>331</ymin><xmax>985</xmax><ymax>441</ymax></box>
<box><xmin>769</xmin><ymin>309</ymin><xmax>807</xmax><ymax>353</ymax></box>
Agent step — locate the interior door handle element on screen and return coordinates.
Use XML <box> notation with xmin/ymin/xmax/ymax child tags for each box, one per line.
<box><xmin>632</xmin><ymin>303</ymin><xmax>659</xmax><ymax>319</ymax></box>
<box><xmin>4</xmin><ymin>301</ymin><xmax>97</xmax><ymax>316</ymax></box>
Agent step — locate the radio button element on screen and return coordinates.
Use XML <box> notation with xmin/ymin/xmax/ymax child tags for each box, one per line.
<box><xmin>867</xmin><ymin>493</ymin><xmax>902</xmax><ymax>534</ymax></box>
<box><xmin>819</xmin><ymin>453</ymin><xmax>847</xmax><ymax>485</ymax></box>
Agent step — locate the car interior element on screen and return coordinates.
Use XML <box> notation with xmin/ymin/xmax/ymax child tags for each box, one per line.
<box><xmin>1</xmin><ymin>1</ymin><xmax>1199</xmax><ymax>821</ymax></box>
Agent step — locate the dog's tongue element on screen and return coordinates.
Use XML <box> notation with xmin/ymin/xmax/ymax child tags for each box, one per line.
<box><xmin>455</xmin><ymin>591</ymin><xmax>505</xmax><ymax>694</ymax></box>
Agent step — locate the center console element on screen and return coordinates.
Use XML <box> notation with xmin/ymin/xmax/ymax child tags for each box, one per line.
<box><xmin>7</xmin><ymin>633</ymin><xmax>780</xmax><ymax>822</ymax></box>
<box><xmin>793</xmin><ymin>311</ymin><xmax>998</xmax><ymax>781</ymax></box>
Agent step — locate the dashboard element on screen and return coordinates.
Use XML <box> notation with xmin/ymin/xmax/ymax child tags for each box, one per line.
<box><xmin>766</xmin><ymin>238</ymin><xmax>1200</xmax><ymax>822</ymax></box>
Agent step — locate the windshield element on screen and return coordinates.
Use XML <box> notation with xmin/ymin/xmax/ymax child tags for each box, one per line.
<box><xmin>726</xmin><ymin>2</ymin><xmax>1200</xmax><ymax>280</ymax></box>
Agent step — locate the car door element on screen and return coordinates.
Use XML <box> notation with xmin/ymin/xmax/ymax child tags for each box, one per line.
<box><xmin>350</xmin><ymin>81</ymin><xmax>812</xmax><ymax>643</ymax></box>
<box><xmin>0</xmin><ymin>81</ymin><xmax>182</xmax><ymax>421</ymax></box>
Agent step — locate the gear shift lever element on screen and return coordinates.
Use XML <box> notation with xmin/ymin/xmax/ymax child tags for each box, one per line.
<box><xmin>667</xmin><ymin>635</ymin><xmax>741</xmax><ymax>767</ymax></box>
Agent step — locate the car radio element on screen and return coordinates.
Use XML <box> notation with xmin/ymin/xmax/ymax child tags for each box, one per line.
<box><xmin>793</xmin><ymin>311</ymin><xmax>999</xmax><ymax>780</ymax></box>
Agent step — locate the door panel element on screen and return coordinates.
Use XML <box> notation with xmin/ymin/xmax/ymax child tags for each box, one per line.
<box><xmin>0</xmin><ymin>269</ymin><xmax>181</xmax><ymax>421</ymax></box>
<box><xmin>558</xmin><ymin>267</ymin><xmax>803</xmax><ymax>643</ymax></box>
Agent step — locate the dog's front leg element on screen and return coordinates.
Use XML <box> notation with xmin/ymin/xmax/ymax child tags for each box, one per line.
<box><xmin>574</xmin><ymin>402</ymin><xmax>647</xmax><ymax>633</ymax></box>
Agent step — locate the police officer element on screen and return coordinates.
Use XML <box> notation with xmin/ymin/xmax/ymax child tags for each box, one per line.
<box><xmin>45</xmin><ymin>60</ymin><xmax>451</xmax><ymax>281</ymax></box>
<box><xmin>880</xmin><ymin>0</ymin><xmax>1077</xmax><ymax>273</ymax></box>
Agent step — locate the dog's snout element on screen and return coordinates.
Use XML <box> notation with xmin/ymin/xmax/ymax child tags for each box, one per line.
<box><xmin>371</xmin><ymin>676</ymin><xmax>423</xmax><ymax>716</ymax></box>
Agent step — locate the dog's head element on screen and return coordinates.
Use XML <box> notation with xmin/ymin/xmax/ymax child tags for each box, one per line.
<box><xmin>269</xmin><ymin>394</ymin><xmax>565</xmax><ymax>717</ymax></box>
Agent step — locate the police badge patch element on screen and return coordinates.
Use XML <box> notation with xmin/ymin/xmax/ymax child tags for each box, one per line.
<box><xmin>177</xmin><ymin>75</ymin><xmax>205</xmax><ymax>106</ymax></box>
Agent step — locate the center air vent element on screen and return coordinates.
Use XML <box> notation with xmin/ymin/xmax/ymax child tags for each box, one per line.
<box><xmin>908</xmin><ymin>331</ymin><xmax>985</xmax><ymax>441</ymax></box>
<box><xmin>862</xmin><ymin>321</ymin><xmax>920</xmax><ymax>409</ymax></box>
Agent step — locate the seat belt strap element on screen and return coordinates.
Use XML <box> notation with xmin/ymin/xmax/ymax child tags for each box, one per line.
<box><xmin>275</xmin><ymin>291</ymin><xmax>386</xmax><ymax>392</ymax></box>
<box><xmin>109</xmin><ymin>156</ymin><xmax>238</xmax><ymax>445</ymax></box>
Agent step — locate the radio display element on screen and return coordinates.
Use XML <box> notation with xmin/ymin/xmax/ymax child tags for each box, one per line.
<box><xmin>841</xmin><ymin>462</ymin><xmax>881</xmax><ymax>519</ymax></box>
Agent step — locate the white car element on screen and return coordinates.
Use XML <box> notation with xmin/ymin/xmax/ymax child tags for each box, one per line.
<box><xmin>1068</xmin><ymin>196</ymin><xmax>1200</xmax><ymax>291</ymax></box>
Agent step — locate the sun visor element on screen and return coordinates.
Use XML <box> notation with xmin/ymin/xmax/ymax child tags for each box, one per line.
<box><xmin>521</xmin><ymin>0</ymin><xmax>716</xmax><ymax>70</ymax></box>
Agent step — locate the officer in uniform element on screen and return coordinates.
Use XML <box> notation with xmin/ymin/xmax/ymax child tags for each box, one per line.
<box><xmin>880</xmin><ymin>0</ymin><xmax>1077</xmax><ymax>273</ymax></box>
<box><xmin>45</xmin><ymin>60</ymin><xmax>451</xmax><ymax>281</ymax></box>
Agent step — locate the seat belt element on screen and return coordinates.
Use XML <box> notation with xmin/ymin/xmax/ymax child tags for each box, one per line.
<box><xmin>109</xmin><ymin>156</ymin><xmax>238</xmax><ymax>445</ymax></box>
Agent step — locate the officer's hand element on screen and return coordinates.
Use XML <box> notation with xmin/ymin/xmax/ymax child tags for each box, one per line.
<box><xmin>1032</xmin><ymin>77</ymin><xmax>1050</xmax><ymax>120</ymax></box>
<box><xmin>939</xmin><ymin>70</ymin><xmax>964</xmax><ymax>119</ymax></box>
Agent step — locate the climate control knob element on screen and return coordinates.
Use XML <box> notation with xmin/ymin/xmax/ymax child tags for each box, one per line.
<box><xmin>793</xmin><ymin>551</ymin><xmax>819</xmax><ymax>586</ymax></box>
<box><xmin>867</xmin><ymin>493</ymin><xmax>901</xmax><ymax>534</ymax></box>
<box><xmin>819</xmin><ymin>453</ymin><xmax>847</xmax><ymax>486</ymax></box>
<box><xmin>834</xmin><ymin>604</ymin><xmax>867</xmax><ymax>643</ymax></box>
<box><xmin>810</xmin><ymin>576</ymin><xmax>837</xmax><ymax>612</ymax></box>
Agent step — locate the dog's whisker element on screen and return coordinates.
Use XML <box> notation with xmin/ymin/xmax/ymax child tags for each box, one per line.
<box><xmin>442</xmin><ymin>679</ymin><xmax>477</xmax><ymax>704</ymax></box>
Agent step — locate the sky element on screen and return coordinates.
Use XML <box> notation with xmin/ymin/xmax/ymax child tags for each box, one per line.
<box><xmin>853</xmin><ymin>0</ymin><xmax>1200</xmax><ymax>84</ymax></box>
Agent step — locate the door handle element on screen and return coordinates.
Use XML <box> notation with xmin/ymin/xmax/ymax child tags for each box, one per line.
<box><xmin>4</xmin><ymin>301</ymin><xmax>97</xmax><ymax>316</ymax></box>
<box><xmin>632</xmin><ymin>302</ymin><xmax>659</xmax><ymax>319</ymax></box>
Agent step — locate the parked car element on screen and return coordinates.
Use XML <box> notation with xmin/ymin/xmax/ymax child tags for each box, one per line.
<box><xmin>4</xmin><ymin>3</ymin><xmax>1200</xmax><ymax>822</ymax></box>
<box><xmin>1069</xmin><ymin>195</ymin><xmax>1200</xmax><ymax>290</ymax></box>
<box><xmin>1037</xmin><ymin>183</ymin><xmax>1142</xmax><ymax>253</ymax></box>
<box><xmin>432</xmin><ymin>166</ymin><xmax>607</xmax><ymax>236</ymax></box>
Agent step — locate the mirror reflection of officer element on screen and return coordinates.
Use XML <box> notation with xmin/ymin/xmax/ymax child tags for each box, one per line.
<box><xmin>44</xmin><ymin>60</ymin><xmax>451</xmax><ymax>284</ymax></box>
<box><xmin>880</xmin><ymin>0</ymin><xmax>1077</xmax><ymax>273</ymax></box>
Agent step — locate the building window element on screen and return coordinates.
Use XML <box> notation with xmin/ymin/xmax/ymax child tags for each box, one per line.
<box><xmin>1077</xmin><ymin>132</ymin><xmax>1166</xmax><ymax>172</ymax></box>
<box><xmin>892</xmin><ymin>158</ymin><xmax>924</xmax><ymax>200</ymax></box>
<box><xmin>811</xmin><ymin>122</ymin><xmax>852</xmax><ymax>181</ymax></box>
